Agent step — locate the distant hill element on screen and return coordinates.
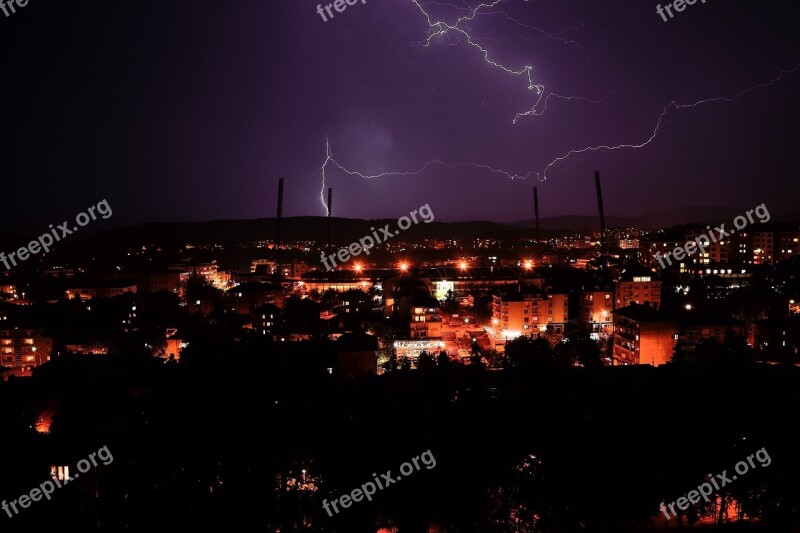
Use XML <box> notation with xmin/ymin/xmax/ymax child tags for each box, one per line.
<box><xmin>22</xmin><ymin>208</ymin><xmax>800</xmax><ymax>251</ymax></box>
<box><xmin>512</xmin><ymin>215</ymin><xmax>637</xmax><ymax>231</ymax></box>
<box><xmin>87</xmin><ymin>217</ymin><xmax>523</xmax><ymax>246</ymax></box>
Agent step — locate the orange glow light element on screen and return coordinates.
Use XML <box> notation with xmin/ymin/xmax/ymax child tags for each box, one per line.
<box><xmin>399</xmin><ymin>262</ymin><xmax>409</xmax><ymax>272</ymax></box>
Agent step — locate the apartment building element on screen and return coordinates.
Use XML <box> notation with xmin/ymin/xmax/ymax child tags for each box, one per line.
<box><xmin>66</xmin><ymin>279</ymin><xmax>138</xmax><ymax>300</ymax></box>
<box><xmin>614</xmin><ymin>273</ymin><xmax>661</xmax><ymax>310</ymax></box>
<box><xmin>492</xmin><ymin>291</ymin><xmax>569</xmax><ymax>338</ymax></box>
<box><xmin>0</xmin><ymin>328</ymin><xmax>52</xmax><ymax>376</ymax></box>
<box><xmin>582</xmin><ymin>289</ymin><xmax>613</xmax><ymax>334</ymax></box>
<box><xmin>612</xmin><ymin>305</ymin><xmax>676</xmax><ymax>366</ymax></box>
<box><xmin>394</xmin><ymin>296</ymin><xmax>444</xmax><ymax>360</ymax></box>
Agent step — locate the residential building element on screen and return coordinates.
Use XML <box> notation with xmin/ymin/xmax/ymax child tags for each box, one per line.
<box><xmin>677</xmin><ymin>318</ymin><xmax>753</xmax><ymax>350</ymax></box>
<box><xmin>226</xmin><ymin>283</ymin><xmax>284</xmax><ymax>314</ymax></box>
<box><xmin>66</xmin><ymin>279</ymin><xmax>138</xmax><ymax>300</ymax></box>
<box><xmin>612</xmin><ymin>304</ymin><xmax>677</xmax><ymax>366</ymax></box>
<box><xmin>252</xmin><ymin>304</ymin><xmax>283</xmax><ymax>339</ymax></box>
<box><xmin>137</xmin><ymin>270</ymin><xmax>188</xmax><ymax>297</ymax></box>
<box><xmin>393</xmin><ymin>295</ymin><xmax>445</xmax><ymax>360</ymax></box>
<box><xmin>582</xmin><ymin>289</ymin><xmax>614</xmax><ymax>334</ymax></box>
<box><xmin>614</xmin><ymin>271</ymin><xmax>661</xmax><ymax>310</ymax></box>
<box><xmin>0</xmin><ymin>328</ymin><xmax>53</xmax><ymax>376</ymax></box>
<box><xmin>492</xmin><ymin>290</ymin><xmax>569</xmax><ymax>339</ymax></box>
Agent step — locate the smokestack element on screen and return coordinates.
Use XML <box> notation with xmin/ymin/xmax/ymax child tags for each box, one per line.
<box><xmin>326</xmin><ymin>187</ymin><xmax>333</xmax><ymax>254</ymax></box>
<box><xmin>594</xmin><ymin>171</ymin><xmax>606</xmax><ymax>256</ymax></box>
<box><xmin>533</xmin><ymin>186</ymin><xmax>540</xmax><ymax>243</ymax></box>
<box><xmin>275</xmin><ymin>178</ymin><xmax>284</xmax><ymax>279</ymax></box>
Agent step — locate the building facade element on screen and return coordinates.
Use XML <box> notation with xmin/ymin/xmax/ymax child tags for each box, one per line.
<box><xmin>582</xmin><ymin>290</ymin><xmax>614</xmax><ymax>334</ymax></box>
<box><xmin>492</xmin><ymin>292</ymin><xmax>569</xmax><ymax>339</ymax></box>
<box><xmin>0</xmin><ymin>328</ymin><xmax>52</xmax><ymax>376</ymax></box>
<box><xmin>612</xmin><ymin>306</ymin><xmax>676</xmax><ymax>366</ymax></box>
<box><xmin>614</xmin><ymin>275</ymin><xmax>661</xmax><ymax>310</ymax></box>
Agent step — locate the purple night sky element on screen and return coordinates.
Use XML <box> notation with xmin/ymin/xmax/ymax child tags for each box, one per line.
<box><xmin>1</xmin><ymin>0</ymin><xmax>798</xmax><ymax>231</ymax></box>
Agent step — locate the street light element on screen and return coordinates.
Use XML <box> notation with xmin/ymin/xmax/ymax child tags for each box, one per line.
<box><xmin>399</xmin><ymin>262</ymin><xmax>409</xmax><ymax>272</ymax></box>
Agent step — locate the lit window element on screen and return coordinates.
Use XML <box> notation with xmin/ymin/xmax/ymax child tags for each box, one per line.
<box><xmin>51</xmin><ymin>466</ymin><xmax>70</xmax><ymax>481</ymax></box>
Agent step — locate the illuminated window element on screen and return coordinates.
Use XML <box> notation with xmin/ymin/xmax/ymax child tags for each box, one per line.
<box><xmin>51</xmin><ymin>466</ymin><xmax>70</xmax><ymax>481</ymax></box>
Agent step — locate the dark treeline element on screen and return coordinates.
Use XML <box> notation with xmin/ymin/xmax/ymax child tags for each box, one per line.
<box><xmin>2</xmin><ymin>339</ymin><xmax>800</xmax><ymax>532</ymax></box>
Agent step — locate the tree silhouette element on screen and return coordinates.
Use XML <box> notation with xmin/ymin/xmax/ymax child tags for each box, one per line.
<box><xmin>418</xmin><ymin>351</ymin><xmax>436</xmax><ymax>372</ymax></box>
<box><xmin>505</xmin><ymin>335</ymin><xmax>555</xmax><ymax>371</ymax></box>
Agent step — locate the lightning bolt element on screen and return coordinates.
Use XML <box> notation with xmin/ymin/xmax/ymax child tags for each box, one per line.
<box><xmin>541</xmin><ymin>65</ymin><xmax>800</xmax><ymax>180</ymax></box>
<box><xmin>320</xmin><ymin>138</ymin><xmax>536</xmax><ymax>215</ymax></box>
<box><xmin>318</xmin><ymin>2</ymin><xmax>797</xmax><ymax>212</ymax></box>
<box><xmin>318</xmin><ymin>0</ymin><xmax>585</xmax><ymax>213</ymax></box>
<box><xmin>465</xmin><ymin>9</ymin><xmax>582</xmax><ymax>49</ymax></box>
<box><xmin>411</xmin><ymin>0</ymin><xmax>605</xmax><ymax>124</ymax></box>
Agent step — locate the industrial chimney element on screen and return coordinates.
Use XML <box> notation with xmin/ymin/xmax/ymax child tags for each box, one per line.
<box><xmin>275</xmin><ymin>177</ymin><xmax>284</xmax><ymax>280</ymax></box>
<box><xmin>533</xmin><ymin>186</ymin><xmax>540</xmax><ymax>244</ymax></box>
<box><xmin>326</xmin><ymin>187</ymin><xmax>333</xmax><ymax>254</ymax></box>
<box><xmin>594</xmin><ymin>171</ymin><xmax>606</xmax><ymax>257</ymax></box>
